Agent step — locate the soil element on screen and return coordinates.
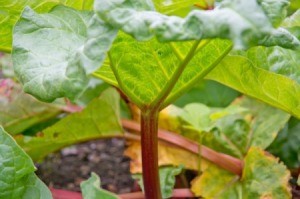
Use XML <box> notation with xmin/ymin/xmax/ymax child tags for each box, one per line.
<box><xmin>36</xmin><ymin>138</ymin><xmax>136</xmax><ymax>194</ymax></box>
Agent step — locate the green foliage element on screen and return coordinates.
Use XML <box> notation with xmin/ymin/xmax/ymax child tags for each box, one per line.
<box><xmin>94</xmin><ymin>0</ymin><xmax>297</xmax><ymax>49</ymax></box>
<box><xmin>0</xmin><ymin>127</ymin><xmax>52</xmax><ymax>199</ymax></box>
<box><xmin>96</xmin><ymin>33</ymin><xmax>232</xmax><ymax>109</ymax></box>
<box><xmin>0</xmin><ymin>79</ymin><xmax>61</xmax><ymax>135</ymax></box>
<box><xmin>16</xmin><ymin>88</ymin><xmax>123</xmax><ymax>161</ymax></box>
<box><xmin>207</xmin><ymin>55</ymin><xmax>300</xmax><ymax>119</ymax></box>
<box><xmin>268</xmin><ymin>117</ymin><xmax>300</xmax><ymax>168</ymax></box>
<box><xmin>289</xmin><ymin>0</ymin><xmax>300</xmax><ymax>14</ymax></box>
<box><xmin>174</xmin><ymin>80</ymin><xmax>240</xmax><ymax>107</ymax></box>
<box><xmin>178</xmin><ymin>97</ymin><xmax>290</xmax><ymax>158</ymax></box>
<box><xmin>5</xmin><ymin>0</ymin><xmax>300</xmax><ymax>198</ymax></box>
<box><xmin>257</xmin><ymin>0</ymin><xmax>289</xmax><ymax>27</ymax></box>
<box><xmin>0</xmin><ymin>0</ymin><xmax>93</xmax><ymax>53</ymax></box>
<box><xmin>153</xmin><ymin>0</ymin><xmax>199</xmax><ymax>16</ymax></box>
<box><xmin>191</xmin><ymin>147</ymin><xmax>291</xmax><ymax>199</ymax></box>
<box><xmin>234</xmin><ymin>10</ymin><xmax>300</xmax><ymax>82</ymax></box>
<box><xmin>80</xmin><ymin>173</ymin><xmax>119</xmax><ymax>199</ymax></box>
<box><xmin>133</xmin><ymin>166</ymin><xmax>183</xmax><ymax>199</ymax></box>
<box><xmin>12</xmin><ymin>6</ymin><xmax>117</xmax><ymax>101</ymax></box>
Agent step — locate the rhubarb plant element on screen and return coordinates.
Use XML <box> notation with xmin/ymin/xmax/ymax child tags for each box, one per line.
<box><xmin>0</xmin><ymin>0</ymin><xmax>299</xmax><ymax>199</ymax></box>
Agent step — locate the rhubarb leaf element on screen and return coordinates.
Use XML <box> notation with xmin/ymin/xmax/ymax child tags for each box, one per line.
<box><xmin>191</xmin><ymin>147</ymin><xmax>291</xmax><ymax>199</ymax></box>
<box><xmin>16</xmin><ymin>88</ymin><xmax>123</xmax><ymax>161</ymax></box>
<box><xmin>0</xmin><ymin>127</ymin><xmax>52</xmax><ymax>199</ymax></box>
<box><xmin>257</xmin><ymin>0</ymin><xmax>289</xmax><ymax>27</ymax></box>
<box><xmin>95</xmin><ymin>33</ymin><xmax>232</xmax><ymax>109</ymax></box>
<box><xmin>12</xmin><ymin>5</ymin><xmax>117</xmax><ymax>101</ymax></box>
<box><xmin>0</xmin><ymin>0</ymin><xmax>93</xmax><ymax>53</ymax></box>
<box><xmin>206</xmin><ymin>55</ymin><xmax>300</xmax><ymax>119</ymax></box>
<box><xmin>81</xmin><ymin>173</ymin><xmax>118</xmax><ymax>199</ymax></box>
<box><xmin>178</xmin><ymin>97</ymin><xmax>290</xmax><ymax>158</ymax></box>
<box><xmin>94</xmin><ymin>0</ymin><xmax>299</xmax><ymax>49</ymax></box>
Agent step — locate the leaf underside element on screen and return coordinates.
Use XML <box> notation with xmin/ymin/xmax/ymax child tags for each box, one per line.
<box><xmin>12</xmin><ymin>6</ymin><xmax>117</xmax><ymax>102</ymax></box>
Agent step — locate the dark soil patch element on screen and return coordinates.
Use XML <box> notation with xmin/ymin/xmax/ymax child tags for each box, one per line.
<box><xmin>36</xmin><ymin>138</ymin><xmax>135</xmax><ymax>194</ymax></box>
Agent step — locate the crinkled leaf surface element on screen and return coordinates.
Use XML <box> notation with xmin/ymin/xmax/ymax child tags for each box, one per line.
<box><xmin>178</xmin><ymin>97</ymin><xmax>290</xmax><ymax>158</ymax></box>
<box><xmin>95</xmin><ymin>32</ymin><xmax>232</xmax><ymax>109</ymax></box>
<box><xmin>81</xmin><ymin>173</ymin><xmax>119</xmax><ymax>199</ymax></box>
<box><xmin>0</xmin><ymin>79</ymin><xmax>61</xmax><ymax>135</ymax></box>
<box><xmin>133</xmin><ymin>166</ymin><xmax>183</xmax><ymax>199</ymax></box>
<box><xmin>12</xmin><ymin>5</ymin><xmax>117</xmax><ymax>101</ymax></box>
<box><xmin>16</xmin><ymin>88</ymin><xmax>123</xmax><ymax>161</ymax></box>
<box><xmin>233</xmin><ymin>10</ymin><xmax>300</xmax><ymax>82</ymax></box>
<box><xmin>0</xmin><ymin>127</ymin><xmax>52</xmax><ymax>199</ymax></box>
<box><xmin>191</xmin><ymin>147</ymin><xmax>291</xmax><ymax>199</ymax></box>
<box><xmin>257</xmin><ymin>0</ymin><xmax>289</xmax><ymax>27</ymax></box>
<box><xmin>94</xmin><ymin>0</ymin><xmax>298</xmax><ymax>49</ymax></box>
<box><xmin>0</xmin><ymin>0</ymin><xmax>93</xmax><ymax>53</ymax></box>
<box><xmin>207</xmin><ymin>10</ymin><xmax>300</xmax><ymax>119</ymax></box>
<box><xmin>267</xmin><ymin>117</ymin><xmax>300</xmax><ymax>168</ymax></box>
<box><xmin>93</xmin><ymin>0</ymin><xmax>299</xmax><ymax>110</ymax></box>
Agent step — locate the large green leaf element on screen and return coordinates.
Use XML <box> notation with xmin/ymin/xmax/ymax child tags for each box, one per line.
<box><xmin>206</xmin><ymin>55</ymin><xmax>300</xmax><ymax>119</ymax></box>
<box><xmin>94</xmin><ymin>0</ymin><xmax>298</xmax><ymax>49</ymax></box>
<box><xmin>133</xmin><ymin>166</ymin><xmax>183</xmax><ymax>199</ymax></box>
<box><xmin>95</xmin><ymin>33</ymin><xmax>232</xmax><ymax>109</ymax></box>
<box><xmin>0</xmin><ymin>127</ymin><xmax>52</xmax><ymax>199</ymax></box>
<box><xmin>191</xmin><ymin>147</ymin><xmax>291</xmax><ymax>199</ymax></box>
<box><xmin>178</xmin><ymin>97</ymin><xmax>290</xmax><ymax>158</ymax></box>
<box><xmin>0</xmin><ymin>79</ymin><xmax>61</xmax><ymax>135</ymax></box>
<box><xmin>257</xmin><ymin>0</ymin><xmax>289</xmax><ymax>27</ymax></box>
<box><xmin>81</xmin><ymin>173</ymin><xmax>119</xmax><ymax>199</ymax></box>
<box><xmin>232</xmin><ymin>10</ymin><xmax>300</xmax><ymax>83</ymax></box>
<box><xmin>16</xmin><ymin>88</ymin><xmax>123</xmax><ymax>161</ymax></box>
<box><xmin>12</xmin><ymin>5</ymin><xmax>117</xmax><ymax>101</ymax></box>
<box><xmin>267</xmin><ymin>117</ymin><xmax>300</xmax><ymax>168</ymax></box>
<box><xmin>0</xmin><ymin>0</ymin><xmax>93</xmax><ymax>53</ymax></box>
<box><xmin>206</xmin><ymin>10</ymin><xmax>300</xmax><ymax>119</ymax></box>
<box><xmin>92</xmin><ymin>0</ymin><xmax>299</xmax><ymax>111</ymax></box>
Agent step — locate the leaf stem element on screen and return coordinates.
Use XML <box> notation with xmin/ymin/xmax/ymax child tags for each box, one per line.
<box><xmin>140</xmin><ymin>110</ymin><xmax>162</xmax><ymax>199</ymax></box>
<box><xmin>149</xmin><ymin>40</ymin><xmax>202</xmax><ymax>110</ymax></box>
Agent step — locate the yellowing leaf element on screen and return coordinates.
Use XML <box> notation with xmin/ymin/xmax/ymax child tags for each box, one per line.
<box><xmin>191</xmin><ymin>147</ymin><xmax>291</xmax><ymax>199</ymax></box>
<box><xmin>124</xmin><ymin>140</ymin><xmax>203</xmax><ymax>173</ymax></box>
